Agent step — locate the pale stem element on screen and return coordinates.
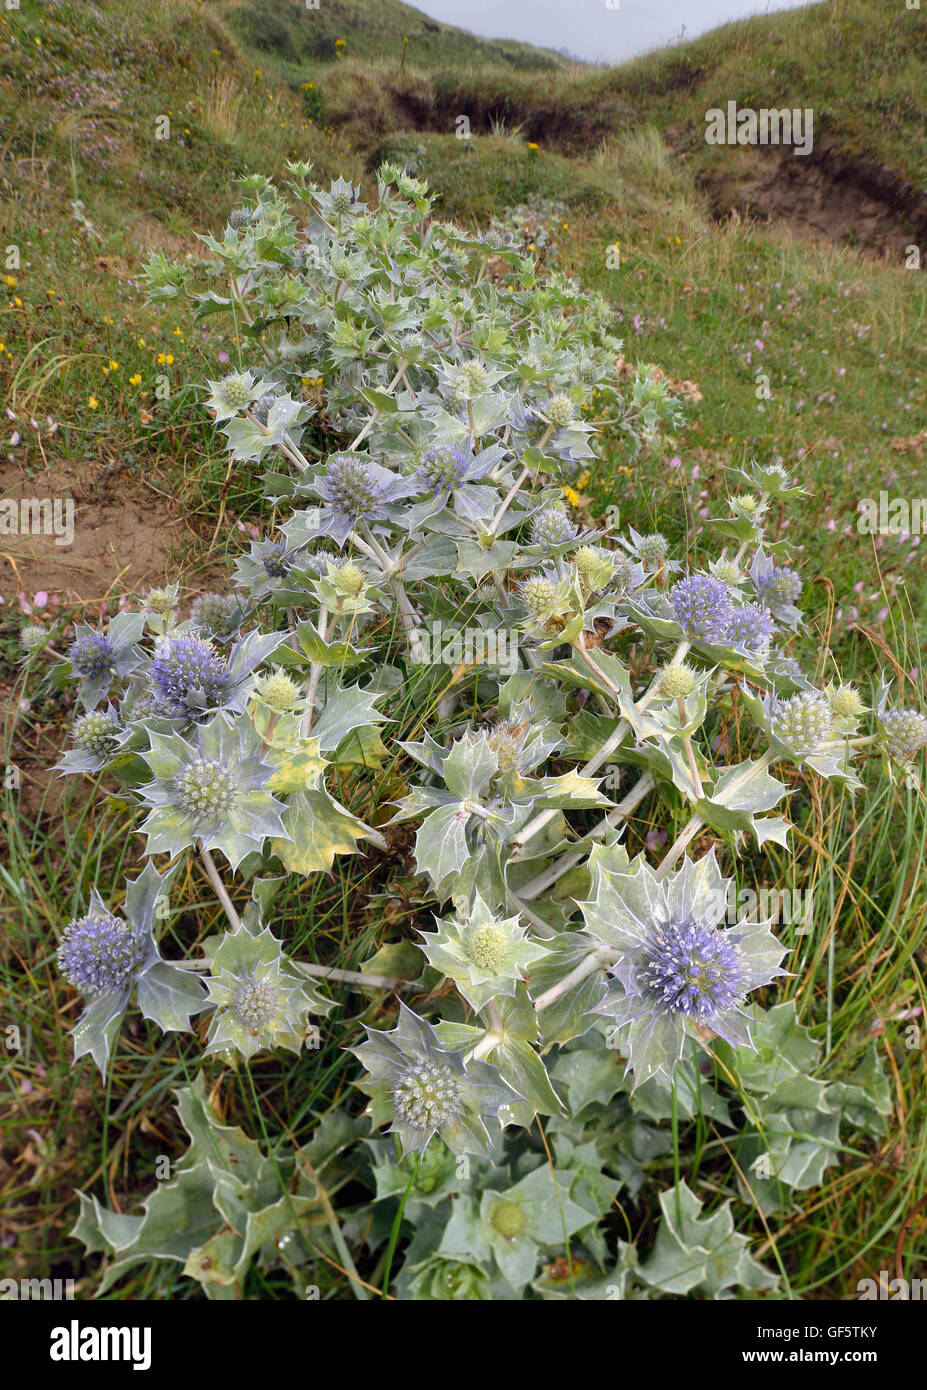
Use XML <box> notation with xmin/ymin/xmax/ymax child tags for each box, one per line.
<box><xmin>533</xmin><ymin>943</ymin><xmax>617</xmax><ymax>1013</ymax></box>
<box><xmin>511</xmin><ymin>642</ymin><xmax>689</xmax><ymax>856</ymax></box>
<box><xmin>517</xmin><ymin>772</ymin><xmax>655</xmax><ymax>901</ymax></box>
<box><xmin>200</xmin><ymin>847</ymin><xmax>243</xmax><ymax>931</ymax></box>
<box><xmin>678</xmin><ymin>697</ymin><xmax>703</xmax><ymax>798</ymax></box>
<box><xmin>653</xmin><ymin>747</ymin><xmax>778</xmax><ymax>880</ymax></box>
<box><xmin>486</xmin><ymin>464</ymin><xmax>530</xmax><ymax>540</ymax></box>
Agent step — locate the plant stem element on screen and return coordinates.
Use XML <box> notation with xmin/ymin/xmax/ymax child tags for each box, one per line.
<box><xmin>200</xmin><ymin>847</ymin><xmax>242</xmax><ymax>930</ymax></box>
<box><xmin>533</xmin><ymin>943</ymin><xmax>617</xmax><ymax>1013</ymax></box>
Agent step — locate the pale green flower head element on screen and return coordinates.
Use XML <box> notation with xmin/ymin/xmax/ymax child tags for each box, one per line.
<box><xmin>204</xmin><ymin>924</ymin><xmax>327</xmax><ymax>1060</ymax></box>
<box><xmin>137</xmin><ymin>711</ymin><xmax>289</xmax><ymax>869</ymax></box>
<box><xmin>351</xmin><ymin>1004</ymin><xmax>520</xmax><ymax>1159</ymax></box>
<box><xmin>419</xmin><ymin>893</ymin><xmax>550</xmax><ymax>1011</ymax></box>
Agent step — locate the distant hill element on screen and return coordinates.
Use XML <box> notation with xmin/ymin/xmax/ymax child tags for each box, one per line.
<box><xmin>216</xmin><ymin>0</ymin><xmax>571</xmax><ymax>76</ymax></box>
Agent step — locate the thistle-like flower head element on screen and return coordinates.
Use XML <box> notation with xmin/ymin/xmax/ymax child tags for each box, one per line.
<box><xmin>351</xmin><ymin>1004</ymin><xmax>520</xmax><ymax>1157</ymax></box>
<box><xmin>669</xmin><ymin>574</ymin><xmax>734</xmax><ymax>642</ymax></box>
<box><xmin>329</xmin><ymin>560</ymin><xmax>367</xmax><ymax>597</ymax></box>
<box><xmin>710</xmin><ymin>558</ymin><xmax>745</xmax><ymax>588</ymax></box>
<box><xmin>261</xmin><ymin>541</ymin><xmax>293</xmax><ymax>579</ymax></box>
<box><xmin>20</xmin><ymin>623</ymin><xmax>49</xmax><ymax>653</ymax></box>
<box><xmin>483</xmin><ymin>721</ymin><xmax>527</xmax><ymax>775</ymax></box>
<box><xmin>65</xmin><ymin>612</ymin><xmax>146</xmax><ymax>709</ymax></box>
<box><xmin>322</xmin><ymin>452</ymin><xmax>382</xmax><ymax>518</ymax></box>
<box><xmin>658</xmin><ymin>663</ymin><xmax>697</xmax><ymax>699</ymax></box>
<box><xmin>151</xmin><ymin>634</ymin><xmax>231</xmax><ymax>720</ymax></box>
<box><xmin>138</xmin><ymin>712</ymin><xmax>288</xmax><ymax>869</ymax></box>
<box><xmin>453</xmin><ymin>360</ymin><xmax>488</xmax><ymax>400</ymax></box>
<box><xmin>530</xmin><ymin>504</ymin><xmax>577</xmax><ymax>549</ymax></box>
<box><xmin>754</xmin><ymin>565</ymin><xmax>802</xmax><ymax>607</ymax></box>
<box><xmin>877</xmin><ymin>707</ymin><xmax>927</xmax><ymax>765</ymax></box>
<box><xmin>769</xmin><ymin>692</ymin><xmax>833</xmax><ymax>754</ymax></box>
<box><xmin>74</xmin><ymin>707</ymin><xmax>121</xmax><ymax>758</ymax></box>
<box><xmin>547</xmin><ymin>394</ymin><xmax>575</xmax><ymax>428</ymax></box>
<box><xmin>419</xmin><ymin>893</ymin><xmax>549</xmax><ymax>1010</ymax></box>
<box><xmin>829</xmin><ymin>684</ymin><xmax>865</xmax><ymax>720</ymax></box>
<box><xmin>205</xmin><ymin>369</ymin><xmax>271</xmax><ymax>422</ymax></box>
<box><xmin>69</xmin><ymin>631</ymin><xmax>114</xmax><ymax>679</ymax></box>
<box><xmin>642</xmin><ymin>917</ymin><xmax>746</xmax><ymax>1021</ymax></box>
<box><xmin>314</xmin><ymin>451</ymin><xmax>420</xmax><ymax>542</ymax></box>
<box><xmin>252</xmin><ymin>668</ymin><xmax>301</xmax><ymax>713</ymax></box>
<box><xmin>417</xmin><ymin>444</ymin><xmax>470</xmax><ymax>493</ymax></box>
<box><xmin>58</xmin><ymin>908</ymin><xmax>148</xmax><ymax>996</ymax></box>
<box><xmin>190</xmin><ymin>592</ymin><xmax>243</xmax><ymax>641</ymax></box>
<box><xmin>55</xmin><ymin>863</ymin><xmax>203</xmax><ymax>1077</ymax></box>
<box><xmin>204</xmin><ymin>925</ymin><xmax>325</xmax><ymax>1059</ymax></box>
<box><xmin>636</xmin><ymin>533</ymin><xmax>668</xmax><ymax>567</ymax></box>
<box><xmin>725</xmin><ymin>602</ymin><xmax>776</xmax><ymax>653</ymax></box>
<box><xmin>583</xmin><ymin>851</ymin><xmax>787</xmax><ymax>1085</ymax></box>
<box><xmin>574</xmin><ymin>545</ymin><xmax>613</xmax><ymax>592</ymax></box>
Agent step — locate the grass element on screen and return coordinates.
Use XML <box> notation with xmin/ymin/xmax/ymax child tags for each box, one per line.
<box><xmin>1</xmin><ymin>0</ymin><xmax>926</xmax><ymax>1299</ymax></box>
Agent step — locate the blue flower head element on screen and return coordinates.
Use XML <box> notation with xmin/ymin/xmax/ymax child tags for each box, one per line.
<box><xmin>65</xmin><ymin>611</ymin><xmax>146</xmax><ymax>709</ymax></box>
<box><xmin>669</xmin><ymin>574</ymin><xmax>734</xmax><ymax>642</ymax></box>
<box><xmin>313</xmin><ymin>451</ymin><xmax>421</xmax><ymax>543</ymax></box>
<box><xmin>754</xmin><ymin>565</ymin><xmax>802</xmax><ymax>607</ymax></box>
<box><xmin>58</xmin><ymin>908</ymin><xmax>148</xmax><ymax>996</ymax></box>
<box><xmin>151</xmin><ymin>635</ymin><xmax>231</xmax><ymax>719</ymax></box>
<box><xmin>583</xmin><ymin>850</ymin><xmax>788</xmax><ymax>1085</ymax></box>
<box><xmin>56</xmin><ymin>863</ymin><xmax>205</xmax><ymax>1076</ymax></box>
<box><xmin>642</xmin><ymin>916</ymin><xmax>745</xmax><ymax>1021</ymax></box>
<box><xmin>726</xmin><ymin>602</ymin><xmax>775</xmax><ymax>653</ymax></box>
<box><xmin>417</xmin><ymin>445</ymin><xmax>471</xmax><ymax>493</ymax></box>
<box><xmin>70</xmin><ymin>631</ymin><xmax>113</xmax><ymax>679</ymax></box>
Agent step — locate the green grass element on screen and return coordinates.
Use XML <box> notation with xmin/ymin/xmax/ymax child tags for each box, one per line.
<box><xmin>1</xmin><ymin>0</ymin><xmax>926</xmax><ymax>1300</ymax></box>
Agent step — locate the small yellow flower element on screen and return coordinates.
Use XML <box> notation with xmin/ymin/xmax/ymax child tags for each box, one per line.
<box><xmin>129</xmin><ymin>373</ymin><xmax>142</xmax><ymax>386</ymax></box>
<box><xmin>172</xmin><ymin>327</ymin><xmax>182</xmax><ymax>337</ymax></box>
<box><xmin>88</xmin><ymin>396</ymin><xmax>98</xmax><ymax>409</ymax></box>
<box><xmin>103</xmin><ymin>314</ymin><xmax>114</xmax><ymax>325</ymax></box>
<box><xmin>13</xmin><ymin>296</ymin><xmax>22</xmax><ymax>307</ymax></box>
<box><xmin>3</xmin><ymin>274</ymin><xmax>16</xmax><ymax>288</ymax></box>
<box><xmin>109</xmin><ymin>359</ymin><xmax>118</xmax><ymax>370</ymax></box>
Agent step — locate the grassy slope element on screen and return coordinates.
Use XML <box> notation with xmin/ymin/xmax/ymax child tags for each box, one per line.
<box><xmin>219</xmin><ymin>0</ymin><xmax>568</xmax><ymax>74</ymax></box>
<box><xmin>1</xmin><ymin>0</ymin><xmax>926</xmax><ymax>1299</ymax></box>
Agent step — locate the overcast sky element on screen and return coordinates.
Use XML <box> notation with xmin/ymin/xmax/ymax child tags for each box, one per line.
<box><xmin>415</xmin><ymin>0</ymin><xmax>817</xmax><ymax>64</ymax></box>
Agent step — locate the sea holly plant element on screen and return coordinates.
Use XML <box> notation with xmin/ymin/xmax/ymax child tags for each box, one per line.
<box><xmin>51</xmin><ymin>171</ymin><xmax>913</xmax><ymax>1299</ymax></box>
<box><xmin>57</xmin><ymin>862</ymin><xmax>206</xmax><ymax>1073</ymax></box>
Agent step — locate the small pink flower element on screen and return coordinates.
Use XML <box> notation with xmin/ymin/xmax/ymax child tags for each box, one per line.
<box><xmin>645</xmin><ymin>828</ymin><xmax>668</xmax><ymax>852</ymax></box>
<box><xmin>218</xmin><ymin>350</ymin><xmax>230</xmax><ymax>364</ymax></box>
<box><xmin>33</xmin><ymin>590</ymin><xmax>48</xmax><ymax>608</ymax></box>
<box><xmin>877</xmin><ymin>607</ymin><xmax>889</xmax><ymax>622</ymax></box>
